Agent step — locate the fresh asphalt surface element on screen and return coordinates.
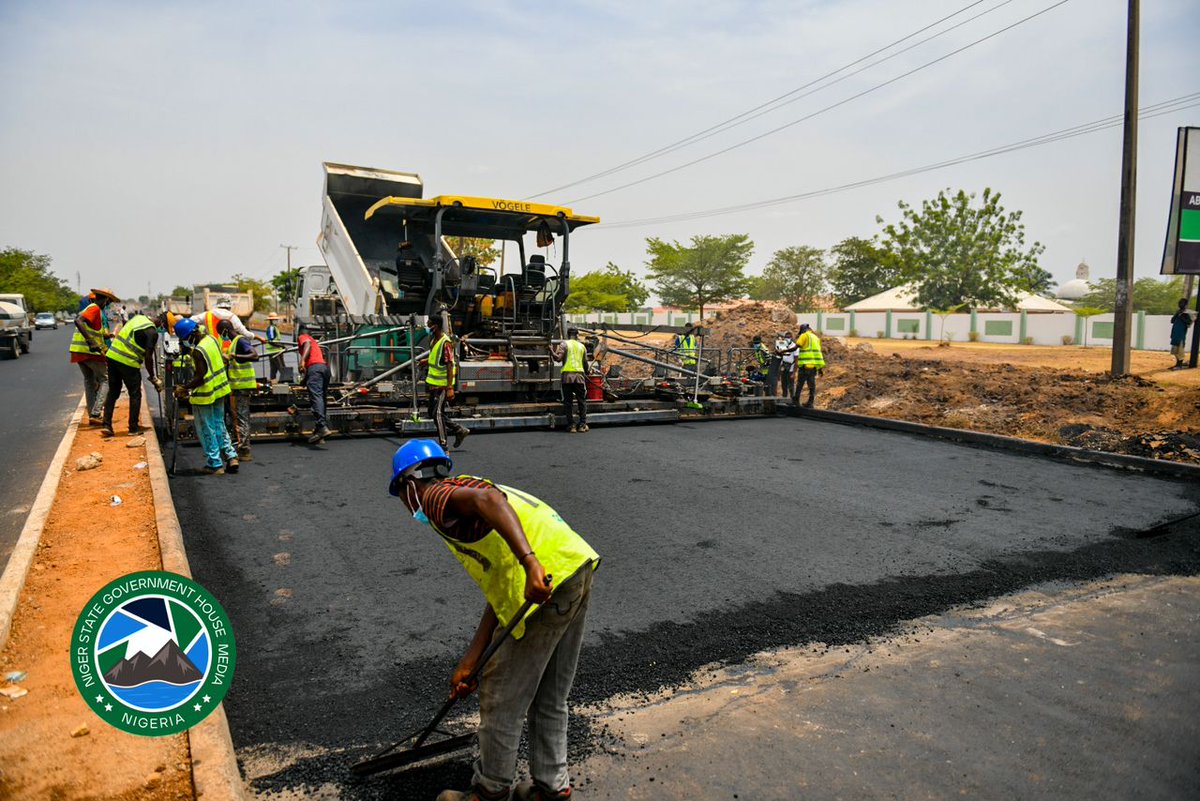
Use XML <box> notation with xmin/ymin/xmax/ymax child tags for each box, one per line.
<box><xmin>168</xmin><ymin>417</ymin><xmax>1200</xmax><ymax>798</ymax></box>
<box><xmin>0</xmin><ymin>326</ymin><xmax>83</xmax><ymax>569</ymax></box>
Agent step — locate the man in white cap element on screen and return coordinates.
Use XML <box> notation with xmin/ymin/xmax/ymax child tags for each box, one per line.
<box><xmin>190</xmin><ymin>295</ymin><xmax>265</xmax><ymax>344</ymax></box>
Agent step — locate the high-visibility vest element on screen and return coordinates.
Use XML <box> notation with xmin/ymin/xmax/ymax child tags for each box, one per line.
<box><xmin>189</xmin><ymin>335</ymin><xmax>232</xmax><ymax>405</ymax></box>
<box><xmin>753</xmin><ymin>343</ymin><xmax>769</xmax><ymax>367</ymax></box>
<box><xmin>428</xmin><ymin>477</ymin><xmax>600</xmax><ymax>639</ymax></box>
<box><xmin>69</xmin><ymin>304</ymin><xmax>105</xmax><ymax>355</ymax></box>
<box><xmin>426</xmin><ymin>333</ymin><xmax>454</xmax><ymax>387</ymax></box>
<box><xmin>224</xmin><ymin>336</ymin><xmax>257</xmax><ymax>391</ymax></box>
<box><xmin>676</xmin><ymin>333</ymin><xmax>697</xmax><ymax>366</ymax></box>
<box><xmin>796</xmin><ymin>332</ymin><xmax>825</xmax><ymax>369</ymax></box>
<box><xmin>562</xmin><ymin>339</ymin><xmax>586</xmax><ymax>373</ymax></box>
<box><xmin>105</xmin><ymin>314</ymin><xmax>155</xmax><ymax>369</ymax></box>
<box><xmin>265</xmin><ymin>325</ymin><xmax>284</xmax><ymax>355</ymax></box>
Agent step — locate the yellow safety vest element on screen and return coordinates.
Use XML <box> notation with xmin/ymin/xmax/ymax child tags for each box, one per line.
<box><xmin>105</xmin><ymin>314</ymin><xmax>154</xmax><ymax>369</ymax></box>
<box><xmin>562</xmin><ymin>339</ymin><xmax>586</xmax><ymax>373</ymax></box>
<box><xmin>224</xmin><ymin>335</ymin><xmax>257</xmax><ymax>391</ymax></box>
<box><xmin>677</xmin><ymin>333</ymin><xmax>697</xmax><ymax>366</ymax></box>
<box><xmin>189</xmin><ymin>335</ymin><xmax>232</xmax><ymax>405</ymax></box>
<box><xmin>426</xmin><ymin>333</ymin><xmax>454</xmax><ymax>388</ymax></box>
<box><xmin>430</xmin><ymin>477</ymin><xmax>600</xmax><ymax>639</ymax></box>
<box><xmin>796</xmin><ymin>332</ymin><xmax>825</xmax><ymax>369</ymax></box>
<box><xmin>69</xmin><ymin>304</ymin><xmax>105</xmax><ymax>355</ymax></box>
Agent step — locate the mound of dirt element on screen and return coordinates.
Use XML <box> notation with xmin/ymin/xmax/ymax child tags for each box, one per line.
<box><xmin>702</xmin><ymin>301</ymin><xmax>798</xmax><ymax>352</ymax></box>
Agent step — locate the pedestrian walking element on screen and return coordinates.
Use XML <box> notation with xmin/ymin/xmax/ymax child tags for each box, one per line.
<box><xmin>218</xmin><ymin>320</ymin><xmax>259</xmax><ymax>460</ymax></box>
<box><xmin>298</xmin><ymin>326</ymin><xmax>331</xmax><ymax>444</ymax></box>
<box><xmin>100</xmin><ymin>309</ymin><xmax>170</xmax><ymax>437</ymax></box>
<box><xmin>387</xmin><ymin>439</ymin><xmax>599</xmax><ymax>801</ymax></box>
<box><xmin>552</xmin><ymin>327</ymin><xmax>589</xmax><ymax>433</ymax></box>
<box><xmin>792</xmin><ymin>323</ymin><xmax>825</xmax><ymax>408</ymax></box>
<box><xmin>1169</xmin><ymin>298</ymin><xmax>1193</xmax><ymax>370</ymax></box>
<box><xmin>422</xmin><ymin>315</ymin><xmax>469</xmax><ymax>450</ymax></box>
<box><xmin>69</xmin><ymin>287</ymin><xmax>119</xmax><ymax>423</ymax></box>
<box><xmin>265</xmin><ymin>313</ymin><xmax>285</xmax><ymax>382</ymax></box>
<box><xmin>173</xmin><ymin>318</ymin><xmax>239</xmax><ymax>475</ymax></box>
<box><xmin>775</xmin><ymin>331</ymin><xmax>797</xmax><ymax>398</ymax></box>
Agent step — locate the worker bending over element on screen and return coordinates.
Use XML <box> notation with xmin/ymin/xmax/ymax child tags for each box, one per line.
<box><xmin>218</xmin><ymin>319</ymin><xmax>259</xmax><ymax>460</ymax></box>
<box><xmin>388</xmin><ymin>440</ymin><xmax>599</xmax><ymax>801</ymax></box>
<box><xmin>69</xmin><ymin>287</ymin><xmax>119</xmax><ymax>423</ymax></box>
<box><xmin>552</xmin><ymin>327</ymin><xmax>589</xmax><ymax>433</ymax></box>
<box><xmin>101</xmin><ymin>309</ymin><xmax>171</xmax><ymax>437</ymax></box>
<box><xmin>173</xmin><ymin>318</ymin><xmax>239</xmax><ymax>475</ymax></box>
<box><xmin>792</xmin><ymin>323</ymin><xmax>825</xmax><ymax>408</ymax></box>
<box><xmin>423</xmin><ymin>315</ymin><xmax>470</xmax><ymax>450</ymax></box>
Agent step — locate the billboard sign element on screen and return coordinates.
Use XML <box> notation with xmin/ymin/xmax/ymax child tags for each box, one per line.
<box><xmin>1162</xmin><ymin>126</ymin><xmax>1200</xmax><ymax>275</ymax></box>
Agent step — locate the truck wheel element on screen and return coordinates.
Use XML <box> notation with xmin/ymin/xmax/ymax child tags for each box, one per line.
<box><xmin>19</xmin><ymin>335</ymin><xmax>30</xmax><ymax>354</ymax></box>
<box><xmin>7</xmin><ymin>338</ymin><xmax>20</xmax><ymax>359</ymax></box>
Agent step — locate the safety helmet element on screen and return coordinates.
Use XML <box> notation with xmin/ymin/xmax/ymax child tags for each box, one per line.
<box><xmin>388</xmin><ymin>439</ymin><xmax>452</xmax><ymax>496</ymax></box>
<box><xmin>173</xmin><ymin>317</ymin><xmax>199</xmax><ymax>342</ymax></box>
<box><xmin>216</xmin><ymin>295</ymin><xmax>233</xmax><ymax>309</ymax></box>
<box><xmin>165</xmin><ymin>311</ymin><xmax>180</xmax><ymax>333</ymax></box>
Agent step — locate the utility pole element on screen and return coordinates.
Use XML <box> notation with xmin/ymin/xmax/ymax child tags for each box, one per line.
<box><xmin>279</xmin><ymin>244</ymin><xmax>298</xmax><ymax>314</ymax></box>
<box><xmin>1110</xmin><ymin>0</ymin><xmax>1139</xmax><ymax>376</ymax></box>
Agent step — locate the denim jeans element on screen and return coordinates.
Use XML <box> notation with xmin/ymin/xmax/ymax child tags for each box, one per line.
<box><xmin>306</xmin><ymin>363</ymin><xmax>330</xmax><ymax>429</ymax></box>
<box><xmin>474</xmin><ymin>568</ymin><xmax>594</xmax><ymax>796</ymax></box>
<box><xmin>78</xmin><ymin>360</ymin><xmax>107</xmax><ymax>418</ymax></box>
<box><xmin>192</xmin><ymin>401</ymin><xmax>238</xmax><ymax>469</ymax></box>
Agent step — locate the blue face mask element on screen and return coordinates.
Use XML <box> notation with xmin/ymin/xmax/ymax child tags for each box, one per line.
<box><xmin>407</xmin><ymin>483</ymin><xmax>430</xmax><ymax>526</ymax></box>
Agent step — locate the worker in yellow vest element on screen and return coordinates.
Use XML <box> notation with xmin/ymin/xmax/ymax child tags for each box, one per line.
<box><xmin>173</xmin><ymin>318</ymin><xmax>239</xmax><ymax>475</ymax></box>
<box><xmin>100</xmin><ymin>310</ymin><xmax>171</xmax><ymax>437</ymax></box>
<box><xmin>792</xmin><ymin>322</ymin><xmax>825</xmax><ymax>408</ymax></box>
<box><xmin>69</xmin><ymin>287</ymin><xmax>119</xmax><ymax>423</ymax></box>
<box><xmin>422</xmin><ymin>315</ymin><xmax>470</xmax><ymax>450</ymax></box>
<box><xmin>673</xmin><ymin>321</ymin><xmax>699</xmax><ymax>370</ymax></box>
<box><xmin>552</xmin><ymin>327</ymin><xmax>589</xmax><ymax>433</ymax></box>
<box><xmin>217</xmin><ymin>320</ymin><xmax>259</xmax><ymax>460</ymax></box>
<box><xmin>388</xmin><ymin>440</ymin><xmax>599</xmax><ymax>801</ymax></box>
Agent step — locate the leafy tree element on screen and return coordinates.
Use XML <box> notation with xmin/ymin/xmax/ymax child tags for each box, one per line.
<box><xmin>565</xmin><ymin>262</ymin><xmax>648</xmax><ymax>312</ymax></box>
<box><xmin>645</xmin><ymin>234</ymin><xmax>753</xmax><ymax>320</ymax></box>
<box><xmin>1079</xmin><ymin>276</ymin><xmax>1187</xmax><ymax>315</ymax></box>
<box><xmin>231</xmin><ymin>273</ymin><xmax>273</xmax><ymax>313</ymax></box>
<box><xmin>828</xmin><ymin>236</ymin><xmax>899</xmax><ymax>308</ymax></box>
<box><xmin>271</xmin><ymin>268</ymin><xmax>302</xmax><ymax>307</ymax></box>
<box><xmin>877</xmin><ymin>188</ymin><xmax>1047</xmax><ymax>310</ymax></box>
<box><xmin>1073</xmin><ymin>306</ymin><xmax>1106</xmax><ymax>347</ymax></box>
<box><xmin>453</xmin><ymin>237</ymin><xmax>500</xmax><ymax>268</ymax></box>
<box><xmin>170</xmin><ymin>285</ymin><xmax>191</xmax><ymax>298</ymax></box>
<box><xmin>750</xmin><ymin>245</ymin><xmax>829</xmax><ymax>311</ymax></box>
<box><xmin>0</xmin><ymin>247</ymin><xmax>77</xmax><ymax>312</ymax></box>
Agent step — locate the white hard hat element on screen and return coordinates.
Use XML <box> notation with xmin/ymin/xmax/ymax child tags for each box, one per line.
<box><xmin>216</xmin><ymin>295</ymin><xmax>233</xmax><ymax>309</ymax></box>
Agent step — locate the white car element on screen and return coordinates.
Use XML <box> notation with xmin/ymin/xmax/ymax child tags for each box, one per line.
<box><xmin>34</xmin><ymin>312</ymin><xmax>58</xmax><ymax>330</ymax></box>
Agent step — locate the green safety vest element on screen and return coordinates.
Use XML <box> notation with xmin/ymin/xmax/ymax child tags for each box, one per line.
<box><xmin>753</xmin><ymin>344</ymin><xmax>769</xmax><ymax>367</ymax></box>
<box><xmin>189</xmin><ymin>335</ymin><xmax>232</xmax><ymax>406</ymax></box>
<box><xmin>265</xmin><ymin>325</ymin><xmax>284</xmax><ymax>355</ymax></box>
<box><xmin>69</xmin><ymin>303</ymin><xmax>105</xmax><ymax>355</ymax></box>
<box><xmin>677</xmin><ymin>333</ymin><xmax>697</xmax><ymax>365</ymax></box>
<box><xmin>430</xmin><ymin>477</ymin><xmax>600</xmax><ymax>639</ymax></box>
<box><xmin>225</xmin><ymin>335</ymin><xmax>258</xmax><ymax>391</ymax></box>
<box><xmin>426</xmin><ymin>333</ymin><xmax>454</xmax><ymax>388</ymax></box>
<box><xmin>796</xmin><ymin>332</ymin><xmax>825</xmax><ymax>369</ymax></box>
<box><xmin>562</xmin><ymin>339</ymin><xmax>586</xmax><ymax>373</ymax></box>
<box><xmin>105</xmin><ymin>314</ymin><xmax>154</xmax><ymax>369</ymax></box>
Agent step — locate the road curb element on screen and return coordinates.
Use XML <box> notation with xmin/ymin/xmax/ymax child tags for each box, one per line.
<box><xmin>141</xmin><ymin>402</ymin><xmax>247</xmax><ymax>801</ymax></box>
<box><xmin>0</xmin><ymin>397</ymin><xmax>84</xmax><ymax>653</ymax></box>
<box><xmin>790</xmin><ymin>405</ymin><xmax>1200</xmax><ymax>481</ymax></box>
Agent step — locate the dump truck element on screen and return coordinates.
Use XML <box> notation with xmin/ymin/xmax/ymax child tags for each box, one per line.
<box><xmin>0</xmin><ymin>294</ymin><xmax>34</xmax><ymax>359</ymax></box>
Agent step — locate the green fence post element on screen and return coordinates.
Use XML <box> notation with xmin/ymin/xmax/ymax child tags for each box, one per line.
<box><xmin>1074</xmin><ymin>315</ymin><xmax>1083</xmax><ymax>345</ymax></box>
<box><xmin>1135</xmin><ymin>310</ymin><xmax>1146</xmax><ymax>350</ymax></box>
<box><xmin>969</xmin><ymin>309</ymin><xmax>978</xmax><ymax>337</ymax></box>
<box><xmin>849</xmin><ymin>310</ymin><xmax>856</xmax><ymax>335</ymax></box>
<box><xmin>816</xmin><ymin>310</ymin><xmax>824</xmax><ymax>332</ymax></box>
<box><xmin>1019</xmin><ymin>310</ymin><xmax>1028</xmax><ymax>344</ymax></box>
<box><xmin>885</xmin><ymin>310</ymin><xmax>893</xmax><ymax>339</ymax></box>
<box><xmin>924</xmin><ymin>310</ymin><xmax>932</xmax><ymax>340</ymax></box>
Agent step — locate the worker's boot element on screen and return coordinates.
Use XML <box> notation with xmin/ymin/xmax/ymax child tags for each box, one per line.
<box><xmin>307</xmin><ymin>425</ymin><xmax>330</xmax><ymax>444</ymax></box>
<box><xmin>100</xmin><ymin>426</ymin><xmax>116</xmax><ymax>438</ymax></box>
<box><xmin>226</xmin><ymin>458</ymin><xmax>240</xmax><ymax>474</ymax></box>
<box><xmin>201</xmin><ymin>465</ymin><xmax>225</xmax><ymax>476</ymax></box>
<box><xmin>238</xmin><ymin>446</ymin><xmax>253</xmax><ymax>462</ymax></box>
<box><xmin>577</xmin><ymin>423</ymin><xmax>589</xmax><ymax>433</ymax></box>
<box><xmin>513</xmin><ymin>781</ymin><xmax>573</xmax><ymax>800</ymax></box>
<box><xmin>567</xmin><ymin>424</ymin><xmax>577</xmax><ymax>434</ymax></box>
<box><xmin>453</xmin><ymin>427</ymin><xmax>470</xmax><ymax>449</ymax></box>
<box><xmin>435</xmin><ymin>786</ymin><xmax>510</xmax><ymax>801</ymax></box>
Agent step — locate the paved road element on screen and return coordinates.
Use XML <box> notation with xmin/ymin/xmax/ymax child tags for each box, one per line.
<box><xmin>0</xmin><ymin>326</ymin><xmax>82</xmax><ymax>569</ymax></box>
<box><xmin>169</xmin><ymin>418</ymin><xmax>1200</xmax><ymax>799</ymax></box>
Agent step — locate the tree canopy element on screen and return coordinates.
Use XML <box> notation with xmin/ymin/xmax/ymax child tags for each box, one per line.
<box><xmin>271</xmin><ymin>268</ymin><xmax>302</xmax><ymax>308</ymax></box>
<box><xmin>645</xmin><ymin>234</ymin><xmax>753</xmax><ymax>319</ymax></box>
<box><xmin>564</xmin><ymin>262</ymin><xmax>648</xmax><ymax>313</ymax></box>
<box><xmin>827</xmin><ymin>237</ymin><xmax>899</xmax><ymax>308</ymax></box>
<box><xmin>0</xmin><ymin>247</ymin><xmax>78</xmax><ymax>312</ymax></box>
<box><xmin>1079</xmin><ymin>276</ymin><xmax>1189</xmax><ymax>316</ymax></box>
<box><xmin>231</xmin><ymin>274</ymin><xmax>274</xmax><ymax>313</ymax></box>
<box><xmin>453</xmin><ymin>237</ymin><xmax>500</xmax><ymax>268</ymax></box>
<box><xmin>748</xmin><ymin>245</ymin><xmax>829</xmax><ymax>311</ymax></box>
<box><xmin>877</xmin><ymin>188</ymin><xmax>1051</xmax><ymax>310</ymax></box>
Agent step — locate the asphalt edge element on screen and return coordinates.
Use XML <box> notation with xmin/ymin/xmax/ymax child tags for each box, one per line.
<box><xmin>790</xmin><ymin>405</ymin><xmax>1200</xmax><ymax>481</ymax></box>
<box><xmin>0</xmin><ymin>397</ymin><xmax>84</xmax><ymax>652</ymax></box>
<box><xmin>141</xmin><ymin>402</ymin><xmax>247</xmax><ymax>801</ymax></box>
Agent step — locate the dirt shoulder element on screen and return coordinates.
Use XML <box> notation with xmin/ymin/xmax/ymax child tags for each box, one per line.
<box><xmin>0</xmin><ymin>399</ymin><xmax>193</xmax><ymax>801</ymax></box>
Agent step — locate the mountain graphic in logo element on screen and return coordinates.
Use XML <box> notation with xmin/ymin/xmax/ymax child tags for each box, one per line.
<box><xmin>103</xmin><ymin>639</ymin><xmax>203</xmax><ymax>687</ymax></box>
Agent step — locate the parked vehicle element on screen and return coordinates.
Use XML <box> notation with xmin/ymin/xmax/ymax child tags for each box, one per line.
<box><xmin>0</xmin><ymin>298</ymin><xmax>33</xmax><ymax>358</ymax></box>
<box><xmin>34</xmin><ymin>312</ymin><xmax>58</xmax><ymax>330</ymax></box>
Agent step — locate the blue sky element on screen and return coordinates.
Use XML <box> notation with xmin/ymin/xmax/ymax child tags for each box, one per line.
<box><xmin>1</xmin><ymin>0</ymin><xmax>1197</xmax><ymax>299</ymax></box>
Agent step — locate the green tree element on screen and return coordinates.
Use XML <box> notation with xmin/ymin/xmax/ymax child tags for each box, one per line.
<box><xmin>877</xmin><ymin>188</ymin><xmax>1048</xmax><ymax>310</ymax></box>
<box><xmin>1079</xmin><ymin>276</ymin><xmax>1187</xmax><ymax>315</ymax></box>
<box><xmin>453</xmin><ymin>237</ymin><xmax>500</xmax><ymax>268</ymax></box>
<box><xmin>170</xmin><ymin>285</ymin><xmax>191</xmax><ymax>298</ymax></box>
<box><xmin>828</xmin><ymin>236</ymin><xmax>899</xmax><ymax>308</ymax></box>
<box><xmin>271</xmin><ymin>268</ymin><xmax>302</xmax><ymax>307</ymax></box>
<box><xmin>750</xmin><ymin>245</ymin><xmax>829</xmax><ymax>311</ymax></box>
<box><xmin>0</xmin><ymin>247</ymin><xmax>77</xmax><ymax>312</ymax></box>
<box><xmin>231</xmin><ymin>273</ymin><xmax>273</xmax><ymax>314</ymax></box>
<box><xmin>645</xmin><ymin>234</ymin><xmax>753</xmax><ymax>320</ymax></box>
<box><xmin>565</xmin><ymin>262</ymin><xmax>648</xmax><ymax>312</ymax></box>
<box><xmin>1073</xmin><ymin>306</ymin><xmax>1106</xmax><ymax>347</ymax></box>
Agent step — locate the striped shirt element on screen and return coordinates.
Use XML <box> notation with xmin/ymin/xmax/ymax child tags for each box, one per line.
<box><xmin>423</xmin><ymin>477</ymin><xmax>500</xmax><ymax>543</ymax></box>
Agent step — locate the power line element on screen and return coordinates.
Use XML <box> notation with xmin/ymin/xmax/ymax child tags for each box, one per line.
<box><xmin>527</xmin><ymin>0</ymin><xmax>1014</xmax><ymax>199</ymax></box>
<box><xmin>564</xmin><ymin>0</ymin><xmax>1075</xmax><ymax>206</ymax></box>
<box><xmin>596</xmin><ymin>93</ymin><xmax>1200</xmax><ymax>229</ymax></box>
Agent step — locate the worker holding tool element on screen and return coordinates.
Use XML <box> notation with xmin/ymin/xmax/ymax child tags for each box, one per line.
<box><xmin>218</xmin><ymin>320</ymin><xmax>259</xmax><ymax>460</ymax></box>
<box><xmin>673</xmin><ymin>321</ymin><xmax>699</xmax><ymax>371</ymax></box>
<box><xmin>297</xmin><ymin>325</ymin><xmax>332</xmax><ymax>444</ymax></box>
<box><xmin>551</xmin><ymin>327</ymin><xmax>589</xmax><ymax>433</ymax></box>
<box><xmin>173</xmin><ymin>318</ymin><xmax>239</xmax><ymax>475</ymax></box>
<box><xmin>100</xmin><ymin>309</ymin><xmax>172</xmax><ymax>437</ymax></box>
<box><xmin>69</xmin><ymin>287</ymin><xmax>119</xmax><ymax>424</ymax></box>
<box><xmin>792</xmin><ymin>322</ymin><xmax>825</xmax><ymax>408</ymax></box>
<box><xmin>388</xmin><ymin>440</ymin><xmax>599</xmax><ymax>801</ymax></box>
<box><xmin>423</xmin><ymin>315</ymin><xmax>470</xmax><ymax>450</ymax></box>
<box><xmin>265</xmin><ymin>312</ymin><xmax>285</xmax><ymax>382</ymax></box>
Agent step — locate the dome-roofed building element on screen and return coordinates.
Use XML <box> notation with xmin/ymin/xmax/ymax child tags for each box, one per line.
<box><xmin>1056</xmin><ymin>259</ymin><xmax>1092</xmax><ymax>301</ymax></box>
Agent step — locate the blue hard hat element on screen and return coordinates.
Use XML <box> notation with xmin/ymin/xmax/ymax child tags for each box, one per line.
<box><xmin>389</xmin><ymin>439</ymin><xmax>452</xmax><ymax>496</ymax></box>
<box><xmin>173</xmin><ymin>317</ymin><xmax>198</xmax><ymax>341</ymax></box>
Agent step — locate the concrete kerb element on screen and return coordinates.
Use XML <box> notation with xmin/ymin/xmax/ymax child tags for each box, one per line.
<box><xmin>140</xmin><ymin>400</ymin><xmax>247</xmax><ymax>801</ymax></box>
<box><xmin>789</xmin><ymin>405</ymin><xmax>1200</xmax><ymax>482</ymax></box>
<box><xmin>0</xmin><ymin>397</ymin><xmax>84</xmax><ymax>653</ymax></box>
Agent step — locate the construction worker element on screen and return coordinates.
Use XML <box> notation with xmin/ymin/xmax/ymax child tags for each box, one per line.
<box><xmin>792</xmin><ymin>322</ymin><xmax>825</xmax><ymax>408</ymax></box>
<box><xmin>100</xmin><ymin>309</ymin><xmax>171</xmax><ymax>437</ymax></box>
<box><xmin>749</xmin><ymin>334</ymin><xmax>770</xmax><ymax>385</ymax></box>
<box><xmin>218</xmin><ymin>320</ymin><xmax>259</xmax><ymax>460</ymax></box>
<box><xmin>297</xmin><ymin>325</ymin><xmax>331</xmax><ymax>444</ymax></box>
<box><xmin>265</xmin><ymin>312</ymin><xmax>285</xmax><ymax>382</ymax></box>
<box><xmin>673</xmin><ymin>321</ymin><xmax>699</xmax><ymax>371</ymax></box>
<box><xmin>552</xmin><ymin>327</ymin><xmax>589</xmax><ymax>433</ymax></box>
<box><xmin>1169</xmin><ymin>298</ymin><xmax>1193</xmax><ymax>370</ymax></box>
<box><xmin>70</xmin><ymin>288</ymin><xmax>119</xmax><ymax>424</ymax></box>
<box><xmin>173</xmin><ymin>318</ymin><xmax>239</xmax><ymax>474</ymax></box>
<box><xmin>423</xmin><ymin>315</ymin><xmax>470</xmax><ymax>450</ymax></box>
<box><xmin>775</xmin><ymin>330</ymin><xmax>797</xmax><ymax>398</ymax></box>
<box><xmin>190</xmin><ymin>295</ymin><xmax>266</xmax><ymax>344</ymax></box>
<box><xmin>387</xmin><ymin>440</ymin><xmax>599</xmax><ymax>801</ymax></box>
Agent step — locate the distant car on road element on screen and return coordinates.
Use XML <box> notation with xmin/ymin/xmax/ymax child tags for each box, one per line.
<box><xmin>34</xmin><ymin>312</ymin><xmax>58</xmax><ymax>330</ymax></box>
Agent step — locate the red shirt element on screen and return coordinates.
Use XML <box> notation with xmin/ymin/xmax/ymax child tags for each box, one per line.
<box><xmin>298</xmin><ymin>334</ymin><xmax>326</xmax><ymax>368</ymax></box>
<box><xmin>71</xmin><ymin>304</ymin><xmax>106</xmax><ymax>364</ymax></box>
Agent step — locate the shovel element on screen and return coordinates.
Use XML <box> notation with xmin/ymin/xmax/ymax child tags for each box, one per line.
<box><xmin>351</xmin><ymin>593</ymin><xmax>543</xmax><ymax>777</ymax></box>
